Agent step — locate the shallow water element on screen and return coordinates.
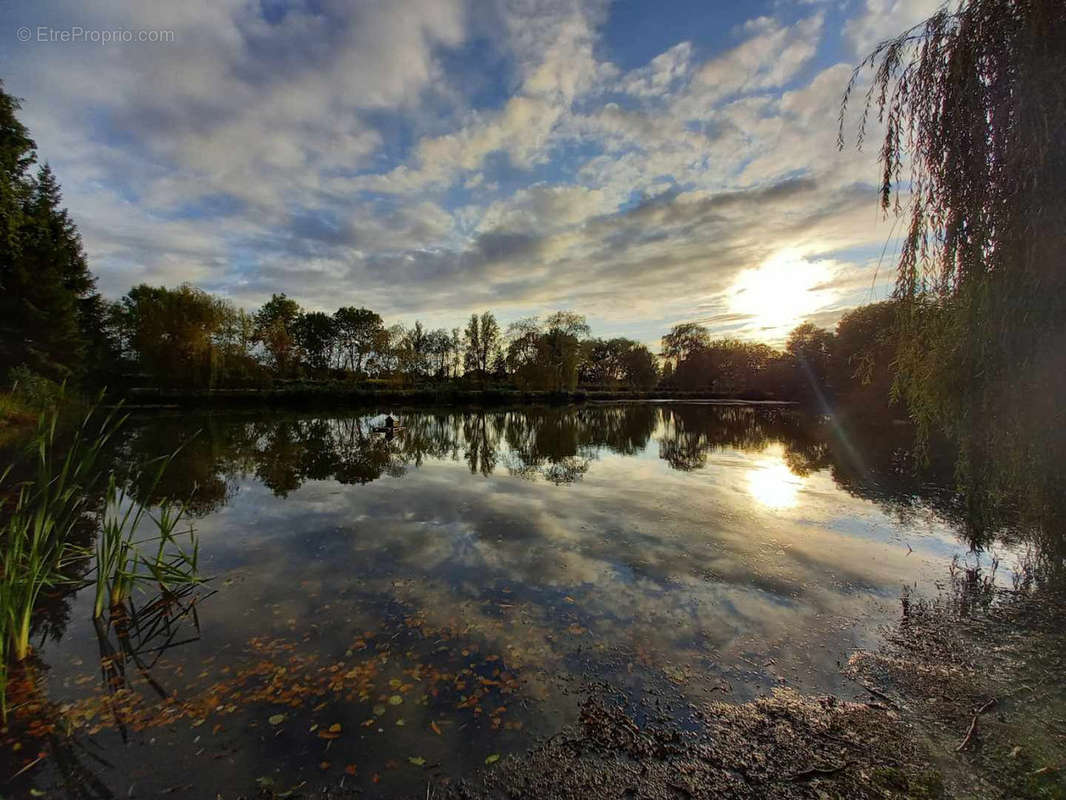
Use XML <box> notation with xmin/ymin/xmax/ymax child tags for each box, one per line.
<box><xmin>3</xmin><ymin>404</ymin><xmax>1006</xmax><ymax>797</ymax></box>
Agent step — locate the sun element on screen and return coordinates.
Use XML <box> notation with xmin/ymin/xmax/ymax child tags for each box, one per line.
<box><xmin>728</xmin><ymin>250</ymin><xmax>837</xmax><ymax>338</ymax></box>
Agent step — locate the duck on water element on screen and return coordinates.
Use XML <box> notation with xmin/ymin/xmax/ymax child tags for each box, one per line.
<box><xmin>372</xmin><ymin>414</ymin><xmax>404</xmax><ymax>433</ymax></box>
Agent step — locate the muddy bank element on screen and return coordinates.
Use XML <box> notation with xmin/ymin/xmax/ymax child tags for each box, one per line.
<box><xmin>845</xmin><ymin>567</ymin><xmax>1066</xmax><ymax>799</ymax></box>
<box><xmin>432</xmin><ymin>577</ymin><xmax>1065</xmax><ymax>800</ymax></box>
<box><xmin>247</xmin><ymin>573</ymin><xmax>1065</xmax><ymax>800</ymax></box>
<box><xmin>438</xmin><ymin>689</ymin><xmax>939</xmax><ymax>800</ymax></box>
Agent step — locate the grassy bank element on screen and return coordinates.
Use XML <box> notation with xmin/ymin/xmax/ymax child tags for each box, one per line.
<box><xmin>0</xmin><ymin>392</ymin><xmax>37</xmax><ymax>445</ymax></box>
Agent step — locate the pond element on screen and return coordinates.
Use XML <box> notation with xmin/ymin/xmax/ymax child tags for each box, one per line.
<box><xmin>2</xmin><ymin>403</ymin><xmax>1012</xmax><ymax>797</ymax></box>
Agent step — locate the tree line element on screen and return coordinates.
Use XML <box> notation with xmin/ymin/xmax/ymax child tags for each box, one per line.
<box><xmin>1</xmin><ymin>80</ymin><xmax>903</xmax><ymax>413</ymax></box>
<box><xmin>106</xmin><ymin>284</ymin><xmax>664</xmax><ymax>393</ymax></box>
<box><xmin>103</xmin><ymin>281</ymin><xmax>902</xmax><ymax>409</ymax></box>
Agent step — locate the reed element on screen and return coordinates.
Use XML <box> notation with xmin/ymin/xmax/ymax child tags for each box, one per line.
<box><xmin>92</xmin><ymin>471</ymin><xmax>201</xmax><ymax>619</ymax></box>
<box><xmin>0</xmin><ymin>403</ymin><xmax>203</xmax><ymax>717</ymax></box>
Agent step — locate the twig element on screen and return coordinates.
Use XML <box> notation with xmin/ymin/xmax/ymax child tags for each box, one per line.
<box><xmin>9</xmin><ymin>754</ymin><xmax>46</xmax><ymax>780</ymax></box>
<box><xmin>790</xmin><ymin>761</ymin><xmax>848</xmax><ymax>781</ymax></box>
<box><xmin>956</xmin><ymin>697</ymin><xmax>997</xmax><ymax>752</ymax></box>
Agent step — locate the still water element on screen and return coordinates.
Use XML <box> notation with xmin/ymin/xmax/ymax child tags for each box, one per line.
<box><xmin>4</xmin><ymin>403</ymin><xmax>1006</xmax><ymax>797</ymax></box>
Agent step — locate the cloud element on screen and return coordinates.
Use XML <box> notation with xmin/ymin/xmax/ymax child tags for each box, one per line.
<box><xmin>844</xmin><ymin>0</ymin><xmax>946</xmax><ymax>56</ymax></box>
<box><xmin>0</xmin><ymin>0</ymin><xmax>905</xmax><ymax>339</ymax></box>
<box><xmin>684</xmin><ymin>14</ymin><xmax>824</xmax><ymax>109</ymax></box>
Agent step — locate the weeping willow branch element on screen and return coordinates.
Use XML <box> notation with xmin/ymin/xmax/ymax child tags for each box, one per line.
<box><xmin>841</xmin><ymin>0</ymin><xmax>1066</xmax><ymax>546</ymax></box>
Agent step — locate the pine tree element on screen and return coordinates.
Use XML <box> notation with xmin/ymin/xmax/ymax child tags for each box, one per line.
<box><xmin>0</xmin><ymin>82</ymin><xmax>108</xmax><ymax>383</ymax></box>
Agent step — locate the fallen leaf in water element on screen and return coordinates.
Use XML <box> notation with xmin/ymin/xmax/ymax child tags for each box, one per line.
<box><xmin>409</xmin><ymin>756</ymin><xmax>426</xmax><ymax>767</ymax></box>
<box><xmin>319</xmin><ymin>761</ymin><xmax>331</xmax><ymax>770</ymax></box>
<box><xmin>268</xmin><ymin>714</ymin><xmax>286</xmax><ymax>726</ymax></box>
<box><xmin>328</xmin><ymin>723</ymin><xmax>342</xmax><ymax>733</ymax></box>
<box><xmin>389</xmin><ymin>678</ymin><xmax>402</xmax><ymax>688</ymax></box>
<box><xmin>345</xmin><ymin>764</ymin><xmax>357</xmax><ymax>775</ymax></box>
<box><xmin>485</xmin><ymin>754</ymin><xmax>500</xmax><ymax>765</ymax></box>
<box><xmin>388</xmin><ymin>695</ymin><xmax>403</xmax><ymax>705</ymax></box>
<box><xmin>373</xmin><ymin>704</ymin><xmax>386</xmax><ymax>716</ymax></box>
<box><xmin>430</xmin><ymin>721</ymin><xmax>442</xmax><ymax>736</ymax></box>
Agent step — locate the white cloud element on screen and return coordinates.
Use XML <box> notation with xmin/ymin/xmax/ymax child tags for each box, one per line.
<box><xmin>684</xmin><ymin>13</ymin><xmax>824</xmax><ymax>109</ymax></box>
<box><xmin>844</xmin><ymin>0</ymin><xmax>948</xmax><ymax>56</ymax></box>
<box><xmin>0</xmin><ymin>0</ymin><xmax>902</xmax><ymax>340</ymax></box>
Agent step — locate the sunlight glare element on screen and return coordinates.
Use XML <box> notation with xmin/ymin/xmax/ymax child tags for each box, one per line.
<box><xmin>729</xmin><ymin>250</ymin><xmax>836</xmax><ymax>337</ymax></box>
<box><xmin>747</xmin><ymin>447</ymin><xmax>805</xmax><ymax>509</ymax></box>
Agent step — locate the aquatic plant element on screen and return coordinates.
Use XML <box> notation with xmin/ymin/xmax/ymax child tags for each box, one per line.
<box><xmin>92</xmin><ymin>470</ymin><xmax>201</xmax><ymax>619</ymax></box>
<box><xmin>1</xmin><ymin>406</ymin><xmax>120</xmax><ymax>650</ymax></box>
<box><xmin>0</xmin><ymin>404</ymin><xmax>203</xmax><ymax>717</ymax></box>
<box><xmin>0</xmin><ymin>406</ymin><xmax>116</xmax><ymax>714</ymax></box>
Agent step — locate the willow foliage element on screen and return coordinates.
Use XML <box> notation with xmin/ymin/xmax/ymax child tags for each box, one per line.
<box><xmin>842</xmin><ymin>0</ymin><xmax>1066</xmax><ymax>542</ymax></box>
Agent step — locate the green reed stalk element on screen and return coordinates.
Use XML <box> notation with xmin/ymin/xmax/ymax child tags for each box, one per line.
<box><xmin>92</xmin><ymin>454</ymin><xmax>201</xmax><ymax>619</ymax></box>
<box><xmin>1</xmin><ymin>402</ymin><xmax>203</xmax><ymax>718</ymax></box>
<box><xmin>0</xmin><ymin>404</ymin><xmax>124</xmax><ymax>717</ymax></box>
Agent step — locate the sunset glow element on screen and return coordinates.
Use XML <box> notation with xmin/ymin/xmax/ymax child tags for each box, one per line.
<box><xmin>728</xmin><ymin>251</ymin><xmax>837</xmax><ymax>340</ymax></box>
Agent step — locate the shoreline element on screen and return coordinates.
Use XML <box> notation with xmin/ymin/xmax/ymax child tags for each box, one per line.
<box><xmin>114</xmin><ymin>386</ymin><xmax>800</xmax><ymax>409</ymax></box>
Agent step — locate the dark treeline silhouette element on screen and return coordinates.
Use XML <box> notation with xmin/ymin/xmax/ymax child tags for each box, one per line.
<box><xmin>106</xmin><ymin>288</ymin><xmax>673</xmax><ymax>395</ymax></box>
<box><xmin>658</xmin><ymin>305</ymin><xmax>899</xmax><ymax>415</ymax></box>
<box><xmin>0</xmin><ymin>84</ymin><xmax>115</xmax><ymax>386</ymax></box>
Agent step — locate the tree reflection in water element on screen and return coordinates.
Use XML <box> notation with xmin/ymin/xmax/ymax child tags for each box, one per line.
<box><xmin>107</xmin><ymin>403</ymin><xmax>969</xmax><ymax>533</ymax></box>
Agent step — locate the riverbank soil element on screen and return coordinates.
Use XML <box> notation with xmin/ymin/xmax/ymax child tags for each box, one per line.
<box><xmin>245</xmin><ymin>572</ymin><xmax>1066</xmax><ymax>799</ymax></box>
<box><xmin>435</xmin><ymin>575</ymin><xmax>1066</xmax><ymax>800</ymax></box>
<box><xmin>845</xmin><ymin>569</ymin><xmax>1066</xmax><ymax>799</ymax></box>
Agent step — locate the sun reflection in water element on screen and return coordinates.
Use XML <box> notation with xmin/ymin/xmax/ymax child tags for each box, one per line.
<box><xmin>747</xmin><ymin>447</ymin><xmax>804</xmax><ymax>509</ymax></box>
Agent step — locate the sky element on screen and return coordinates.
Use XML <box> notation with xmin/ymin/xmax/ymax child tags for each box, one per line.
<box><xmin>1</xmin><ymin>0</ymin><xmax>941</xmax><ymax>347</ymax></box>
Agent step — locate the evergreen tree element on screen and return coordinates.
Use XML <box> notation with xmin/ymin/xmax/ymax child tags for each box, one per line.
<box><xmin>0</xmin><ymin>83</ymin><xmax>108</xmax><ymax>384</ymax></box>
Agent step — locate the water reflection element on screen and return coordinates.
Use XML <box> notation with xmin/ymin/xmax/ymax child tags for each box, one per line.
<box><xmin>112</xmin><ymin>404</ymin><xmax>948</xmax><ymax>521</ymax></box>
<box><xmin>6</xmin><ymin>403</ymin><xmax>986</xmax><ymax>798</ymax></box>
<box><xmin>747</xmin><ymin>446</ymin><xmax>805</xmax><ymax>509</ymax></box>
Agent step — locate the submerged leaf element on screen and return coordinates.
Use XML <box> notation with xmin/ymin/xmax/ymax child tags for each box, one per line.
<box><xmin>485</xmin><ymin>753</ymin><xmax>500</xmax><ymax>765</ymax></box>
<box><xmin>408</xmin><ymin>756</ymin><xmax>426</xmax><ymax>767</ymax></box>
<box><xmin>268</xmin><ymin>714</ymin><xmax>286</xmax><ymax>726</ymax></box>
